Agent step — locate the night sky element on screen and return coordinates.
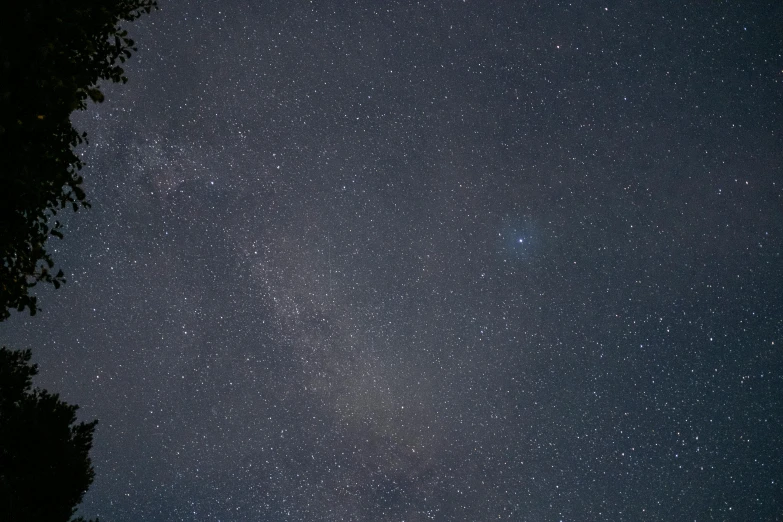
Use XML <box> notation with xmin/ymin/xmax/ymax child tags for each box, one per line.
<box><xmin>2</xmin><ymin>1</ymin><xmax>783</xmax><ymax>520</ymax></box>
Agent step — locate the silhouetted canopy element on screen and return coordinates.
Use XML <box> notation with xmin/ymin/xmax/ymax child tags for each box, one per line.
<box><xmin>0</xmin><ymin>0</ymin><xmax>156</xmax><ymax>320</ymax></box>
<box><xmin>0</xmin><ymin>348</ymin><xmax>97</xmax><ymax>522</ymax></box>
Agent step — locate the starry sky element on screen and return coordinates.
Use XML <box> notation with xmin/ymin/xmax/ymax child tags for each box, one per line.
<box><xmin>2</xmin><ymin>1</ymin><xmax>783</xmax><ymax>520</ymax></box>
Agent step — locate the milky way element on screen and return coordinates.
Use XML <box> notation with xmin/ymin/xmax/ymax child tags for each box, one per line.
<box><xmin>1</xmin><ymin>2</ymin><xmax>782</xmax><ymax>520</ymax></box>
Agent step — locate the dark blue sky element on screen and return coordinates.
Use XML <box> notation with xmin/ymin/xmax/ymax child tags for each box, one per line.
<box><xmin>1</xmin><ymin>1</ymin><xmax>782</xmax><ymax>520</ymax></box>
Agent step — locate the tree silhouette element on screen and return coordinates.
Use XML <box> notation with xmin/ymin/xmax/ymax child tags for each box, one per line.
<box><xmin>0</xmin><ymin>348</ymin><xmax>97</xmax><ymax>522</ymax></box>
<box><xmin>0</xmin><ymin>0</ymin><xmax>157</xmax><ymax>320</ymax></box>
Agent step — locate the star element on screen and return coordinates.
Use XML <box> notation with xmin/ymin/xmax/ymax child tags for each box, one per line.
<box><xmin>1</xmin><ymin>2</ymin><xmax>780</xmax><ymax>521</ymax></box>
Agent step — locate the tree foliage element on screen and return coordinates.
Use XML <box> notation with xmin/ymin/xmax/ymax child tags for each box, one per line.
<box><xmin>0</xmin><ymin>0</ymin><xmax>156</xmax><ymax>320</ymax></box>
<box><xmin>0</xmin><ymin>348</ymin><xmax>98</xmax><ymax>522</ymax></box>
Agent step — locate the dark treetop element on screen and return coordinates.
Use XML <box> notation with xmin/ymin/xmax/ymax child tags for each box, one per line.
<box><xmin>0</xmin><ymin>0</ymin><xmax>156</xmax><ymax>320</ymax></box>
<box><xmin>0</xmin><ymin>347</ymin><xmax>97</xmax><ymax>522</ymax></box>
